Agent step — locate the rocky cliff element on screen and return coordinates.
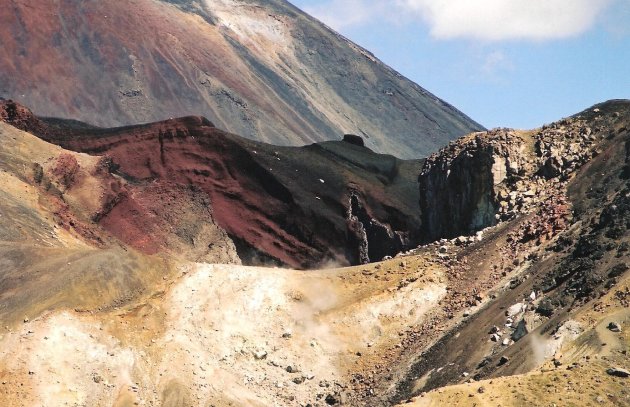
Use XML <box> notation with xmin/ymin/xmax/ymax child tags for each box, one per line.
<box><xmin>0</xmin><ymin>0</ymin><xmax>483</xmax><ymax>158</ymax></box>
<box><xmin>386</xmin><ymin>100</ymin><xmax>630</xmax><ymax>405</ymax></box>
<box><xmin>1</xmin><ymin>100</ymin><xmax>423</xmax><ymax>269</ymax></box>
<box><xmin>419</xmin><ymin>110</ymin><xmax>602</xmax><ymax>242</ymax></box>
<box><xmin>1</xmin><ymin>96</ymin><xmax>629</xmax><ymax>407</ymax></box>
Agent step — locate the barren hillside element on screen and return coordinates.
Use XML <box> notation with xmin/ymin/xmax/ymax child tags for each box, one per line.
<box><xmin>0</xmin><ymin>101</ymin><xmax>629</xmax><ymax>406</ymax></box>
<box><xmin>0</xmin><ymin>0</ymin><xmax>483</xmax><ymax>158</ymax></box>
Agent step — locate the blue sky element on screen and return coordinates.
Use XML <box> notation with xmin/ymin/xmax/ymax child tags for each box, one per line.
<box><xmin>290</xmin><ymin>0</ymin><xmax>630</xmax><ymax>129</ymax></box>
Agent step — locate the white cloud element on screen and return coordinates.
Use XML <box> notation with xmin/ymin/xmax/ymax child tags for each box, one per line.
<box><xmin>302</xmin><ymin>0</ymin><xmax>391</xmax><ymax>31</ymax></box>
<box><xmin>303</xmin><ymin>0</ymin><xmax>616</xmax><ymax>41</ymax></box>
<box><xmin>401</xmin><ymin>0</ymin><xmax>614</xmax><ymax>41</ymax></box>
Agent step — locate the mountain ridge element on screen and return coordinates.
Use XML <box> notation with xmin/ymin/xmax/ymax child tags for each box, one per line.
<box><xmin>0</xmin><ymin>99</ymin><xmax>629</xmax><ymax>406</ymax></box>
<box><xmin>0</xmin><ymin>99</ymin><xmax>424</xmax><ymax>269</ymax></box>
<box><xmin>0</xmin><ymin>0</ymin><xmax>483</xmax><ymax>158</ymax></box>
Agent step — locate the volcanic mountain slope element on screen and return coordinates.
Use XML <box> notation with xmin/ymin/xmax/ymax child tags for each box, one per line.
<box><xmin>1</xmin><ymin>100</ymin><xmax>424</xmax><ymax>269</ymax></box>
<box><xmin>0</xmin><ymin>0</ymin><xmax>483</xmax><ymax>159</ymax></box>
<box><xmin>1</xmin><ymin>99</ymin><xmax>630</xmax><ymax>406</ymax></box>
<box><xmin>0</xmin><ymin>117</ymin><xmax>240</xmax><ymax>329</ymax></box>
<box><xmin>0</xmin><ymin>115</ymin><xmax>451</xmax><ymax>406</ymax></box>
<box><xmin>379</xmin><ymin>100</ymin><xmax>630</xmax><ymax>406</ymax></box>
<box><xmin>400</xmin><ymin>274</ymin><xmax>630</xmax><ymax>407</ymax></box>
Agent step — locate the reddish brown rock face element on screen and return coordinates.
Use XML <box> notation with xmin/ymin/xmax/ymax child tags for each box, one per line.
<box><xmin>1</xmin><ymin>100</ymin><xmax>423</xmax><ymax>268</ymax></box>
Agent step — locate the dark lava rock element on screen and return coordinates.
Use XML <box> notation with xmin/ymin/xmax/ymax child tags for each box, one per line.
<box><xmin>608</xmin><ymin>322</ymin><xmax>622</xmax><ymax>333</ymax></box>
<box><xmin>606</xmin><ymin>367</ymin><xmax>630</xmax><ymax>378</ymax></box>
<box><xmin>325</xmin><ymin>393</ymin><xmax>340</xmax><ymax>405</ymax></box>
<box><xmin>511</xmin><ymin>319</ymin><xmax>529</xmax><ymax>342</ymax></box>
<box><xmin>477</xmin><ymin>358</ymin><xmax>491</xmax><ymax>369</ymax></box>
<box><xmin>342</xmin><ymin>134</ymin><xmax>365</xmax><ymax>147</ymax></box>
<box><xmin>609</xmin><ymin>263</ymin><xmax>629</xmax><ymax>278</ymax></box>
<box><xmin>418</xmin><ymin>136</ymin><xmax>499</xmax><ymax>241</ymax></box>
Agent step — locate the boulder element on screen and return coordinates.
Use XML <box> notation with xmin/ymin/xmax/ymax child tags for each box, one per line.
<box><xmin>342</xmin><ymin>134</ymin><xmax>365</xmax><ymax>147</ymax></box>
<box><xmin>606</xmin><ymin>367</ymin><xmax>630</xmax><ymax>378</ymax></box>
<box><xmin>607</xmin><ymin>322</ymin><xmax>622</xmax><ymax>333</ymax></box>
<box><xmin>506</xmin><ymin>303</ymin><xmax>525</xmax><ymax>318</ymax></box>
<box><xmin>253</xmin><ymin>350</ymin><xmax>267</xmax><ymax>360</ymax></box>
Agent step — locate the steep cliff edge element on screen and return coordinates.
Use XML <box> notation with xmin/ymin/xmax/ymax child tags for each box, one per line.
<box><xmin>382</xmin><ymin>100</ymin><xmax>630</xmax><ymax>405</ymax></box>
<box><xmin>0</xmin><ymin>100</ymin><xmax>423</xmax><ymax>269</ymax></box>
<box><xmin>419</xmin><ymin>106</ymin><xmax>605</xmax><ymax>241</ymax></box>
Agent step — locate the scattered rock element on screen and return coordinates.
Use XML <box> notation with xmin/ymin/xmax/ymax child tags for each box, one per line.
<box><xmin>511</xmin><ymin>319</ymin><xmax>529</xmax><ymax>342</ymax></box>
<box><xmin>506</xmin><ymin>303</ymin><xmax>525</xmax><ymax>317</ymax></box>
<box><xmin>454</xmin><ymin>236</ymin><xmax>468</xmax><ymax>246</ymax></box>
<box><xmin>607</xmin><ymin>322</ymin><xmax>622</xmax><ymax>333</ymax></box>
<box><xmin>253</xmin><ymin>350</ymin><xmax>267</xmax><ymax>360</ymax></box>
<box><xmin>498</xmin><ymin>356</ymin><xmax>509</xmax><ymax>366</ymax></box>
<box><xmin>606</xmin><ymin>367</ymin><xmax>630</xmax><ymax>378</ymax></box>
<box><xmin>608</xmin><ymin>263</ymin><xmax>628</xmax><ymax>278</ymax></box>
<box><xmin>477</xmin><ymin>358</ymin><xmax>491</xmax><ymax>368</ymax></box>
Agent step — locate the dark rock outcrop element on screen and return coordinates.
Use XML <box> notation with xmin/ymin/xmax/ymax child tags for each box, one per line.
<box><xmin>346</xmin><ymin>191</ymin><xmax>405</xmax><ymax>263</ymax></box>
<box><xmin>418</xmin><ymin>134</ymin><xmax>502</xmax><ymax>241</ymax></box>
<box><xmin>343</xmin><ymin>134</ymin><xmax>365</xmax><ymax>147</ymax></box>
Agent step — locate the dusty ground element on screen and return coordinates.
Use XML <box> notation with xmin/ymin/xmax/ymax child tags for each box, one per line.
<box><xmin>0</xmin><ymin>257</ymin><xmax>448</xmax><ymax>407</ymax></box>
<box><xmin>0</xmin><ymin>119</ymin><xmax>450</xmax><ymax>405</ymax></box>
